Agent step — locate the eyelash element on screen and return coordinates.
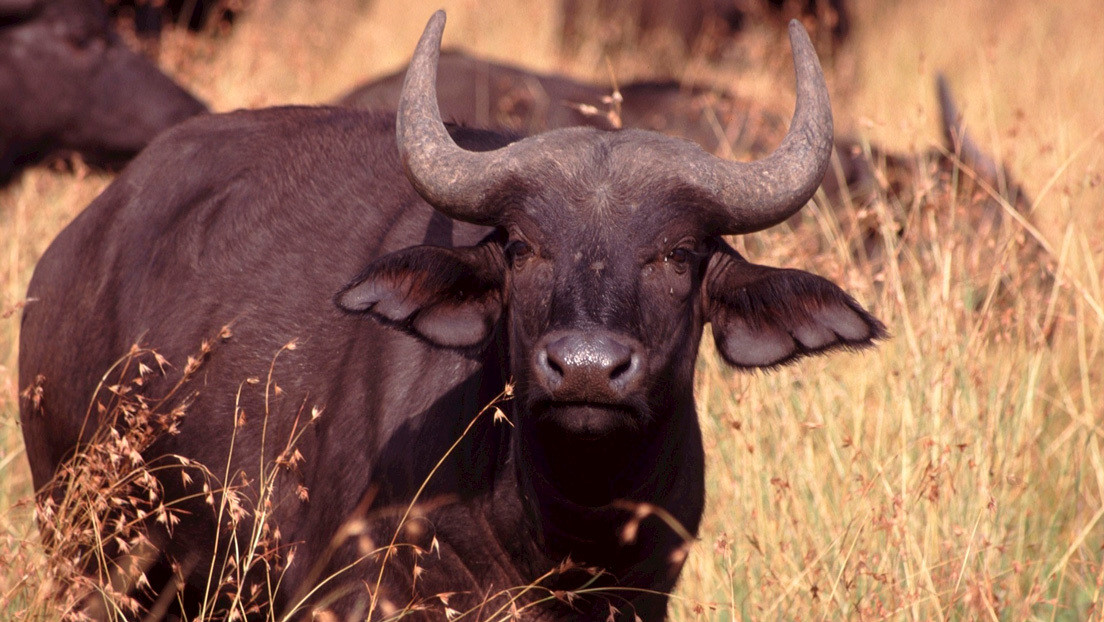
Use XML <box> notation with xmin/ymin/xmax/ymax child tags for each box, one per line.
<box><xmin>506</xmin><ymin>240</ymin><xmax>533</xmax><ymax>264</ymax></box>
<box><xmin>663</xmin><ymin>243</ymin><xmax>700</xmax><ymax>273</ymax></box>
<box><xmin>665</xmin><ymin>247</ymin><xmax>693</xmax><ymax>263</ymax></box>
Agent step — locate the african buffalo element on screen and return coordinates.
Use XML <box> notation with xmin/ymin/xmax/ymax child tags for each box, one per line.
<box><xmin>0</xmin><ymin>0</ymin><xmax>208</xmax><ymax>185</ymax></box>
<box><xmin>824</xmin><ymin>76</ymin><xmax>1026</xmax><ymax>222</ymax></box>
<box><xmin>20</xmin><ymin>12</ymin><xmax>883</xmax><ymax>620</ymax></box>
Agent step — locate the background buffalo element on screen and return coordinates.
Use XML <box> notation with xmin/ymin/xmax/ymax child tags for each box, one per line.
<box><xmin>337</xmin><ymin>49</ymin><xmax>784</xmax><ymax>155</ymax></box>
<box><xmin>0</xmin><ymin>0</ymin><xmax>208</xmax><ymax>185</ymax></box>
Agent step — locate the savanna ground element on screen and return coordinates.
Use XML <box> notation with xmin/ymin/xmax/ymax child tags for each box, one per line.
<box><xmin>2</xmin><ymin>0</ymin><xmax>1103</xmax><ymax>619</ymax></box>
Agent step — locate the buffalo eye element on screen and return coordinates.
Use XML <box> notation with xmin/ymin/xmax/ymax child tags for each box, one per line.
<box><xmin>506</xmin><ymin>239</ymin><xmax>534</xmax><ymax>267</ymax></box>
<box><xmin>664</xmin><ymin>246</ymin><xmax>695</xmax><ymax>274</ymax></box>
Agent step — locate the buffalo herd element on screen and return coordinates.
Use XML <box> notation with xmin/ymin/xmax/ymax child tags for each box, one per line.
<box><xmin>11</xmin><ymin>2</ymin><xmax>1037</xmax><ymax>621</ymax></box>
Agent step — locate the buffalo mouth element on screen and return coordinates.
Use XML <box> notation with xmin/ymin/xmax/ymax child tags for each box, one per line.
<box><xmin>535</xmin><ymin>401</ymin><xmax>641</xmax><ymax>441</ymax></box>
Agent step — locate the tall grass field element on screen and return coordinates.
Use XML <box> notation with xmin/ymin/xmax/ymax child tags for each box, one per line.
<box><xmin>2</xmin><ymin>0</ymin><xmax>1102</xmax><ymax>619</ymax></box>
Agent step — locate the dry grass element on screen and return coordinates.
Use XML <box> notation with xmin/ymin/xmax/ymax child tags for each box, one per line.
<box><xmin>2</xmin><ymin>0</ymin><xmax>1103</xmax><ymax>619</ymax></box>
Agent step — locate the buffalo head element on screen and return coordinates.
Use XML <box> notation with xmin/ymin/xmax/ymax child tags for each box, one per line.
<box><xmin>338</xmin><ymin>12</ymin><xmax>884</xmax><ymax>508</ymax></box>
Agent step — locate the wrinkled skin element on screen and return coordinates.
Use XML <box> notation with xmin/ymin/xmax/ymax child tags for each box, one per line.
<box><xmin>20</xmin><ymin>15</ymin><xmax>883</xmax><ymax>621</ymax></box>
<box><xmin>0</xmin><ymin>0</ymin><xmax>207</xmax><ymax>184</ymax></box>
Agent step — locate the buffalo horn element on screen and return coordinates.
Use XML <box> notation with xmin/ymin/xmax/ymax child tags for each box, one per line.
<box><xmin>396</xmin><ymin>10</ymin><xmax>518</xmax><ymax>225</ymax></box>
<box><xmin>398</xmin><ymin>13</ymin><xmax>833</xmax><ymax>234</ymax></box>
<box><xmin>674</xmin><ymin>20</ymin><xmax>834</xmax><ymax>233</ymax></box>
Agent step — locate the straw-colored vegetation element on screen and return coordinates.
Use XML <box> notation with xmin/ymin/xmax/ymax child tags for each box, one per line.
<box><xmin>2</xmin><ymin>0</ymin><xmax>1102</xmax><ymax>619</ymax></box>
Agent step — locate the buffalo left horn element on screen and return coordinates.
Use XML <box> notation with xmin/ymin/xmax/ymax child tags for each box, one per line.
<box><xmin>396</xmin><ymin>10</ymin><xmax>516</xmax><ymax>225</ymax></box>
<box><xmin>669</xmin><ymin>20</ymin><xmax>834</xmax><ymax>234</ymax></box>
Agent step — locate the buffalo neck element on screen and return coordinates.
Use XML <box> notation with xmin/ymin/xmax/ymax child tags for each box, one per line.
<box><xmin>502</xmin><ymin>393</ymin><xmax>705</xmax><ymax>583</ymax></box>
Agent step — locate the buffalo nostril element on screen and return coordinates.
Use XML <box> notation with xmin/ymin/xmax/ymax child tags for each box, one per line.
<box><xmin>537</xmin><ymin>349</ymin><xmax>564</xmax><ymax>390</ymax></box>
<box><xmin>546</xmin><ymin>353</ymin><xmax>564</xmax><ymax>379</ymax></box>
<box><xmin>610</xmin><ymin>359</ymin><xmax>631</xmax><ymax>380</ymax></box>
<box><xmin>608</xmin><ymin>352</ymin><xmax>639</xmax><ymax>388</ymax></box>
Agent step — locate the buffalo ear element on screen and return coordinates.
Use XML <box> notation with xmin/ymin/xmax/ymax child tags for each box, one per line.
<box><xmin>335</xmin><ymin>243</ymin><xmax>505</xmax><ymax>348</ymax></box>
<box><xmin>705</xmin><ymin>246</ymin><xmax>885</xmax><ymax>369</ymax></box>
